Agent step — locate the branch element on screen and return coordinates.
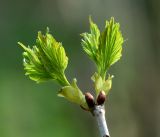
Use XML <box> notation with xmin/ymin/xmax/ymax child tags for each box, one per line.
<box><xmin>93</xmin><ymin>105</ymin><xmax>110</xmax><ymax>137</ymax></box>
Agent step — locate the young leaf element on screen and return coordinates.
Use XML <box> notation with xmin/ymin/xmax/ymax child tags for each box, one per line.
<box><xmin>98</xmin><ymin>17</ymin><xmax>124</xmax><ymax>78</ymax></box>
<box><xmin>81</xmin><ymin>17</ymin><xmax>100</xmax><ymax>65</ymax></box>
<box><xmin>81</xmin><ymin>17</ymin><xmax>124</xmax><ymax>79</ymax></box>
<box><xmin>18</xmin><ymin>29</ymin><xmax>70</xmax><ymax>86</ymax></box>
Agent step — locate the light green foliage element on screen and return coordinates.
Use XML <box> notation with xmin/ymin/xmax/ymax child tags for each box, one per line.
<box><xmin>81</xmin><ymin>17</ymin><xmax>124</xmax><ymax>95</ymax></box>
<box><xmin>18</xmin><ymin>29</ymin><xmax>70</xmax><ymax>86</ymax></box>
<box><xmin>81</xmin><ymin>17</ymin><xmax>100</xmax><ymax>65</ymax></box>
<box><xmin>19</xmin><ymin>17</ymin><xmax>124</xmax><ymax>108</ymax></box>
<box><xmin>81</xmin><ymin>17</ymin><xmax>124</xmax><ymax>80</ymax></box>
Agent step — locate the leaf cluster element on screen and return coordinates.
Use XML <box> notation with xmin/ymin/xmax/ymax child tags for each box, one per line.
<box><xmin>81</xmin><ymin>17</ymin><xmax>124</xmax><ymax>80</ymax></box>
<box><xmin>19</xmin><ymin>17</ymin><xmax>124</xmax><ymax>108</ymax></box>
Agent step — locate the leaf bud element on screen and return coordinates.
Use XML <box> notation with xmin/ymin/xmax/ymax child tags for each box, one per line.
<box><xmin>97</xmin><ymin>91</ymin><xmax>106</xmax><ymax>105</ymax></box>
<box><xmin>85</xmin><ymin>92</ymin><xmax>95</xmax><ymax>108</ymax></box>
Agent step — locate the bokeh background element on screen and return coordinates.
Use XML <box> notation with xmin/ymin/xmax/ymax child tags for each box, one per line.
<box><xmin>0</xmin><ymin>0</ymin><xmax>160</xmax><ymax>137</ymax></box>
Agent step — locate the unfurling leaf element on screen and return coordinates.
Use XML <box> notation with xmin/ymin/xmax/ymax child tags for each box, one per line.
<box><xmin>18</xmin><ymin>28</ymin><xmax>70</xmax><ymax>86</ymax></box>
<box><xmin>81</xmin><ymin>17</ymin><xmax>100</xmax><ymax>65</ymax></box>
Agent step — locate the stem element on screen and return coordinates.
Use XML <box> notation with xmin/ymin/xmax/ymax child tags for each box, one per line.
<box><xmin>93</xmin><ymin>105</ymin><xmax>110</xmax><ymax>137</ymax></box>
<box><xmin>57</xmin><ymin>73</ymin><xmax>70</xmax><ymax>86</ymax></box>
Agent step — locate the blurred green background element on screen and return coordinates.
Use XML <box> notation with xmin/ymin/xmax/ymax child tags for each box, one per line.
<box><xmin>0</xmin><ymin>0</ymin><xmax>160</xmax><ymax>137</ymax></box>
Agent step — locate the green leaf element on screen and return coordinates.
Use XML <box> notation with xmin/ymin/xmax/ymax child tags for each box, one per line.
<box><xmin>81</xmin><ymin>17</ymin><xmax>100</xmax><ymax>65</ymax></box>
<box><xmin>58</xmin><ymin>79</ymin><xmax>88</xmax><ymax>109</ymax></box>
<box><xmin>81</xmin><ymin>17</ymin><xmax>124</xmax><ymax>79</ymax></box>
<box><xmin>18</xmin><ymin>28</ymin><xmax>70</xmax><ymax>86</ymax></box>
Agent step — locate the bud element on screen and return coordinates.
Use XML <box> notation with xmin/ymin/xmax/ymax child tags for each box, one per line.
<box><xmin>85</xmin><ymin>92</ymin><xmax>95</xmax><ymax>108</ymax></box>
<box><xmin>97</xmin><ymin>91</ymin><xmax>106</xmax><ymax>105</ymax></box>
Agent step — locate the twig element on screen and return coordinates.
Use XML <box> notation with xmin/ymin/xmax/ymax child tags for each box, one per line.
<box><xmin>93</xmin><ymin>105</ymin><xmax>110</xmax><ymax>137</ymax></box>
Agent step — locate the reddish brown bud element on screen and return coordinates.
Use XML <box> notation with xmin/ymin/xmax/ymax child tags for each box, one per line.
<box><xmin>97</xmin><ymin>91</ymin><xmax>106</xmax><ymax>105</ymax></box>
<box><xmin>85</xmin><ymin>92</ymin><xmax>95</xmax><ymax>108</ymax></box>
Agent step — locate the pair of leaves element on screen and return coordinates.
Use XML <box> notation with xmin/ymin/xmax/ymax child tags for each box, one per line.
<box><xmin>81</xmin><ymin>17</ymin><xmax>124</xmax><ymax>80</ymax></box>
